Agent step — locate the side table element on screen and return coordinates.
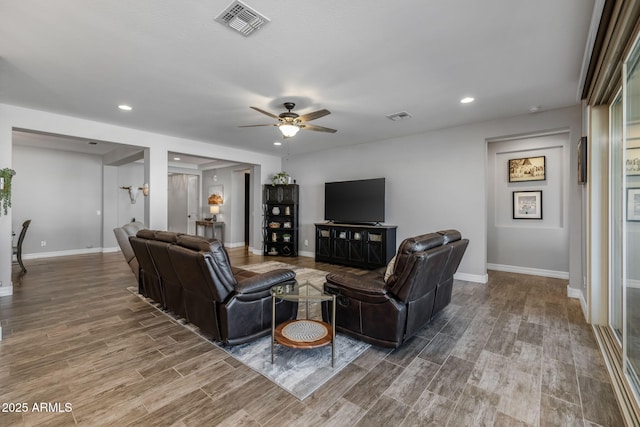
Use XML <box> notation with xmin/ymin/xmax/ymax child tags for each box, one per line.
<box><xmin>195</xmin><ymin>220</ymin><xmax>224</xmax><ymax>241</ymax></box>
<box><xmin>270</xmin><ymin>281</ymin><xmax>336</xmax><ymax>367</ymax></box>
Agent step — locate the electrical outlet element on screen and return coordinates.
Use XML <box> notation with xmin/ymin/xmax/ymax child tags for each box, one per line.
<box><xmin>41</xmin><ymin>240</ymin><xmax>47</xmax><ymax>247</ymax></box>
<box><xmin>304</xmin><ymin>239</ymin><xmax>309</xmax><ymax>246</ymax></box>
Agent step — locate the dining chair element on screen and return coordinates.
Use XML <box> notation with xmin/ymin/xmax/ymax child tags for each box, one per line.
<box><xmin>13</xmin><ymin>219</ymin><xmax>31</xmax><ymax>274</ymax></box>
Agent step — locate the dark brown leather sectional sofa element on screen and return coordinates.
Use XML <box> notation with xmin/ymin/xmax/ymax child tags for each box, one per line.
<box><xmin>128</xmin><ymin>230</ymin><xmax>298</xmax><ymax>345</ymax></box>
<box><xmin>323</xmin><ymin>230</ymin><xmax>468</xmax><ymax>348</ymax></box>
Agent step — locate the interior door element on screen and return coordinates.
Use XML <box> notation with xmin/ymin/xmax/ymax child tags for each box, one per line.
<box><xmin>186</xmin><ymin>174</ymin><xmax>199</xmax><ymax>235</ymax></box>
<box><xmin>167</xmin><ymin>173</ymin><xmax>200</xmax><ymax>234</ymax></box>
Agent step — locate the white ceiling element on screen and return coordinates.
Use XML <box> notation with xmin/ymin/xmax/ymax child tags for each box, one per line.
<box><xmin>1</xmin><ymin>1</ymin><xmax>597</xmax><ymax>157</ymax></box>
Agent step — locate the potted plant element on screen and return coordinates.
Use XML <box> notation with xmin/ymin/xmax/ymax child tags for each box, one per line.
<box><xmin>272</xmin><ymin>171</ymin><xmax>292</xmax><ymax>186</ymax></box>
<box><xmin>282</xmin><ymin>233</ymin><xmax>291</xmax><ymax>242</ymax></box>
<box><xmin>0</xmin><ymin>168</ymin><xmax>16</xmax><ymax>216</ymax></box>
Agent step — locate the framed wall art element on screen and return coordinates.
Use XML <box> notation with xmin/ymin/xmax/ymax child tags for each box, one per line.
<box><xmin>626</xmin><ymin>147</ymin><xmax>640</xmax><ymax>176</ymax></box>
<box><xmin>578</xmin><ymin>136</ymin><xmax>588</xmax><ymax>184</ymax></box>
<box><xmin>508</xmin><ymin>156</ymin><xmax>546</xmax><ymax>182</ymax></box>
<box><xmin>513</xmin><ymin>190</ymin><xmax>542</xmax><ymax>220</ymax></box>
<box><xmin>628</xmin><ymin>188</ymin><xmax>640</xmax><ymax>221</ymax></box>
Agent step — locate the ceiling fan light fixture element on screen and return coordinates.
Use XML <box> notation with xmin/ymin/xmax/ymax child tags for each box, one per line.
<box><xmin>279</xmin><ymin>124</ymin><xmax>300</xmax><ymax>137</ymax></box>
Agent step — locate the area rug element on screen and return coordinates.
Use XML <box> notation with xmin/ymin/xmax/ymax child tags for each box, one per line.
<box><xmin>128</xmin><ymin>261</ymin><xmax>370</xmax><ymax>400</ymax></box>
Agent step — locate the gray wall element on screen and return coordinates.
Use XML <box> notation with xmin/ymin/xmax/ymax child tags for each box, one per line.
<box><xmin>117</xmin><ymin>162</ymin><xmax>145</xmax><ymax>226</ymax></box>
<box><xmin>487</xmin><ymin>132</ymin><xmax>570</xmax><ymax>277</ymax></box>
<box><xmin>12</xmin><ymin>146</ymin><xmax>146</xmax><ymax>256</ymax></box>
<box><xmin>12</xmin><ymin>145</ymin><xmax>103</xmax><ymax>255</ymax></box>
<box><xmin>285</xmin><ymin>106</ymin><xmax>583</xmax><ymax>285</ymax></box>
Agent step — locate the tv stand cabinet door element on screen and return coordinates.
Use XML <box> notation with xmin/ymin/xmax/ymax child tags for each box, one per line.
<box><xmin>316</xmin><ymin>226</ymin><xmax>332</xmax><ymax>260</ymax></box>
<box><xmin>333</xmin><ymin>230</ymin><xmax>348</xmax><ymax>261</ymax></box>
<box><xmin>314</xmin><ymin>224</ymin><xmax>396</xmax><ymax>269</ymax></box>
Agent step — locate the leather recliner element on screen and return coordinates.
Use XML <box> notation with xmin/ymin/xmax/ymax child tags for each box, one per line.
<box><xmin>168</xmin><ymin>235</ymin><xmax>298</xmax><ymax>345</ymax></box>
<box><xmin>433</xmin><ymin>230</ymin><xmax>469</xmax><ymax>314</ymax></box>
<box><xmin>323</xmin><ymin>230</ymin><xmax>468</xmax><ymax>348</ymax></box>
<box><xmin>145</xmin><ymin>231</ymin><xmax>186</xmax><ymax>318</ymax></box>
<box><xmin>113</xmin><ymin>221</ymin><xmax>146</xmax><ymax>282</ymax></box>
<box><xmin>129</xmin><ymin>229</ymin><xmax>165</xmax><ymax>305</ymax></box>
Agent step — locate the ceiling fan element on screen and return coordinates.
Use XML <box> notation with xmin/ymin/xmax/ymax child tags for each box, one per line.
<box><xmin>239</xmin><ymin>102</ymin><xmax>337</xmax><ymax>138</ymax></box>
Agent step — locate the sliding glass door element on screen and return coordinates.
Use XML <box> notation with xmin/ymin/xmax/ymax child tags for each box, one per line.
<box><xmin>610</xmin><ymin>90</ymin><xmax>623</xmax><ymax>341</ymax></box>
<box><xmin>624</xmin><ymin>34</ymin><xmax>640</xmax><ymax>393</ymax></box>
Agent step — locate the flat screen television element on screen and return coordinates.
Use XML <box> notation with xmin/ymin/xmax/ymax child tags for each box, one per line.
<box><xmin>324</xmin><ymin>178</ymin><xmax>385</xmax><ymax>224</ymax></box>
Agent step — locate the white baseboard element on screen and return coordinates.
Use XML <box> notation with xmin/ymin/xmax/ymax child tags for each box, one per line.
<box><xmin>0</xmin><ymin>285</ymin><xmax>13</xmax><ymax>297</ymax></box>
<box><xmin>22</xmin><ymin>247</ymin><xmax>104</xmax><ymax>260</ymax></box>
<box><xmin>455</xmin><ymin>272</ymin><xmax>488</xmax><ymax>284</ymax></box>
<box><xmin>487</xmin><ymin>263</ymin><xmax>569</xmax><ymax>280</ymax></box>
<box><xmin>102</xmin><ymin>246</ymin><xmax>120</xmax><ymax>253</ymax></box>
<box><xmin>298</xmin><ymin>250</ymin><xmax>314</xmax><ymax>258</ymax></box>
<box><xmin>566</xmin><ymin>285</ymin><xmax>583</xmax><ymax>299</ymax></box>
<box><xmin>225</xmin><ymin>241</ymin><xmax>246</xmax><ymax>248</ymax></box>
<box><xmin>567</xmin><ymin>284</ymin><xmax>588</xmax><ymax>317</ymax></box>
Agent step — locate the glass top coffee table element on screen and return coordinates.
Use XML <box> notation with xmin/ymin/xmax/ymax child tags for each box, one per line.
<box><xmin>270</xmin><ymin>281</ymin><xmax>336</xmax><ymax>367</ymax></box>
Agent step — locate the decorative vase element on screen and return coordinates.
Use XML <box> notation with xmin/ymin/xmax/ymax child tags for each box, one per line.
<box><xmin>272</xmin><ymin>206</ymin><xmax>280</xmax><ymax>215</ymax></box>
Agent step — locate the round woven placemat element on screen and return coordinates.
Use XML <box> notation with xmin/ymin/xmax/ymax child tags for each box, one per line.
<box><xmin>281</xmin><ymin>320</ymin><xmax>328</xmax><ymax>342</ymax></box>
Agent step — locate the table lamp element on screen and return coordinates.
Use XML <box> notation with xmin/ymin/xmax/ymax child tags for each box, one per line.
<box><xmin>209</xmin><ymin>205</ymin><xmax>219</xmax><ymax>222</ymax></box>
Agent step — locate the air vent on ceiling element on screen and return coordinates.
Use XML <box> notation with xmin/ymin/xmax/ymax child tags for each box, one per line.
<box><xmin>386</xmin><ymin>111</ymin><xmax>413</xmax><ymax>121</ymax></box>
<box><xmin>215</xmin><ymin>0</ymin><xmax>270</xmax><ymax>37</ymax></box>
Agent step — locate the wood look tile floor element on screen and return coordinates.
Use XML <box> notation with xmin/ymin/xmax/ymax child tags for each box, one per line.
<box><xmin>1</xmin><ymin>249</ymin><xmax>624</xmax><ymax>426</ymax></box>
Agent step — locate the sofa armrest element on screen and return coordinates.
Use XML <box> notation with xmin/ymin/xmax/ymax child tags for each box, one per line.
<box><xmin>324</xmin><ymin>272</ymin><xmax>391</xmax><ymax>303</ymax></box>
<box><xmin>326</xmin><ymin>272</ymin><xmax>385</xmax><ymax>292</ymax></box>
<box><xmin>235</xmin><ymin>268</ymin><xmax>296</xmax><ymax>295</ymax></box>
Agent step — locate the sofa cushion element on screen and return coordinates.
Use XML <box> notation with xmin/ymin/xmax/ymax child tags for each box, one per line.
<box><xmin>176</xmin><ymin>236</ymin><xmax>238</xmax><ymax>290</ymax></box>
<box><xmin>155</xmin><ymin>231</ymin><xmax>180</xmax><ymax>243</ymax></box>
<box><xmin>393</xmin><ymin>233</ymin><xmax>444</xmax><ymax>277</ymax></box>
<box><xmin>437</xmin><ymin>229</ymin><xmax>462</xmax><ymax>244</ymax></box>
<box><xmin>176</xmin><ymin>234</ymin><xmax>213</xmax><ymax>251</ymax></box>
<box><xmin>384</xmin><ymin>255</ymin><xmax>397</xmax><ymax>282</ymax></box>
<box><xmin>136</xmin><ymin>229</ymin><xmax>156</xmax><ymax>240</ymax></box>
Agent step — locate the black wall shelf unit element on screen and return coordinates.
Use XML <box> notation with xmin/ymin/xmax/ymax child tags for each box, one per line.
<box><xmin>263</xmin><ymin>184</ymin><xmax>299</xmax><ymax>257</ymax></box>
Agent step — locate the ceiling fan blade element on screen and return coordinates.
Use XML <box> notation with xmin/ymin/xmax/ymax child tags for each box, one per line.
<box><xmin>238</xmin><ymin>124</ymin><xmax>277</xmax><ymax>128</ymax></box>
<box><xmin>300</xmin><ymin>123</ymin><xmax>337</xmax><ymax>133</ymax></box>
<box><xmin>297</xmin><ymin>109</ymin><xmax>331</xmax><ymax>122</ymax></box>
<box><xmin>250</xmin><ymin>106</ymin><xmax>280</xmax><ymax>120</ymax></box>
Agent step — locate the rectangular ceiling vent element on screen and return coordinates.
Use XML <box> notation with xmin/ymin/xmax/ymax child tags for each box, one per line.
<box><xmin>215</xmin><ymin>1</ymin><xmax>270</xmax><ymax>37</ymax></box>
<box><xmin>386</xmin><ymin>111</ymin><xmax>413</xmax><ymax>121</ymax></box>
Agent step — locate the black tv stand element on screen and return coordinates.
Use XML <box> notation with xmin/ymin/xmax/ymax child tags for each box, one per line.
<box><xmin>315</xmin><ymin>223</ymin><xmax>397</xmax><ymax>269</ymax></box>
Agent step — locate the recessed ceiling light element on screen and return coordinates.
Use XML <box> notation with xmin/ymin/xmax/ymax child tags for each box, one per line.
<box><xmin>173</xmin><ymin>157</ymin><xmax>181</xmax><ymax>161</ymax></box>
<box><xmin>460</xmin><ymin>97</ymin><xmax>475</xmax><ymax>104</ymax></box>
<box><xmin>273</xmin><ymin>141</ymin><xmax>282</xmax><ymax>146</ymax></box>
<box><xmin>529</xmin><ymin>105</ymin><xmax>541</xmax><ymax>113</ymax></box>
<box><xmin>118</xmin><ymin>104</ymin><xmax>132</xmax><ymax>111</ymax></box>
